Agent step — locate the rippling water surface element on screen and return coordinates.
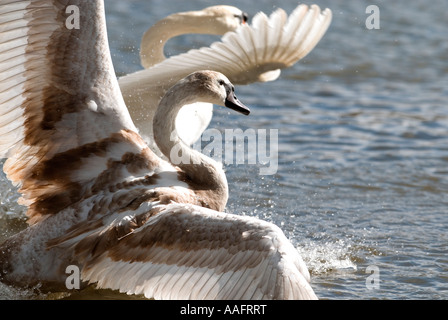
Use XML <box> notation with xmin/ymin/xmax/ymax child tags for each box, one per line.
<box><xmin>1</xmin><ymin>0</ymin><xmax>447</xmax><ymax>299</ymax></box>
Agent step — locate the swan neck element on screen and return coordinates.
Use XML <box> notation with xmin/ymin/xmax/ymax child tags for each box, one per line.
<box><xmin>153</xmin><ymin>83</ymin><xmax>228</xmax><ymax>209</ymax></box>
<box><xmin>140</xmin><ymin>11</ymin><xmax>223</xmax><ymax>68</ymax></box>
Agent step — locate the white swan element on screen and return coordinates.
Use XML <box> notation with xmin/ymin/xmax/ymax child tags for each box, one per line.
<box><xmin>0</xmin><ymin>0</ymin><xmax>317</xmax><ymax>299</ymax></box>
<box><xmin>139</xmin><ymin>5</ymin><xmax>248</xmax><ymax>69</ymax></box>
<box><xmin>119</xmin><ymin>4</ymin><xmax>332</xmax><ymax>147</ymax></box>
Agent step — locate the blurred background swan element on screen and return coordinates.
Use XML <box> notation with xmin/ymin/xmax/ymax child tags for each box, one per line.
<box><xmin>119</xmin><ymin>4</ymin><xmax>332</xmax><ymax>148</ymax></box>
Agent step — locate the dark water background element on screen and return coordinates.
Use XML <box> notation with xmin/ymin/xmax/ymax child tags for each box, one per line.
<box><xmin>1</xmin><ymin>0</ymin><xmax>447</xmax><ymax>299</ymax></box>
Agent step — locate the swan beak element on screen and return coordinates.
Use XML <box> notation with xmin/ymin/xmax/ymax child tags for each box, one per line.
<box><xmin>225</xmin><ymin>92</ymin><xmax>250</xmax><ymax>116</ymax></box>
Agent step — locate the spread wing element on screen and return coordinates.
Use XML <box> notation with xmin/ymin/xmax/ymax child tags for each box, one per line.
<box><xmin>0</xmin><ymin>0</ymin><xmax>145</xmax><ymax>224</ymax></box>
<box><xmin>50</xmin><ymin>202</ymin><xmax>317</xmax><ymax>300</ymax></box>
<box><xmin>120</xmin><ymin>4</ymin><xmax>332</xmax><ymax>90</ymax></box>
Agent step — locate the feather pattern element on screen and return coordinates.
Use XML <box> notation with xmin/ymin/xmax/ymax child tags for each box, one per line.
<box><xmin>53</xmin><ymin>203</ymin><xmax>317</xmax><ymax>299</ymax></box>
<box><xmin>0</xmin><ymin>0</ymin><xmax>139</xmax><ymax>224</ymax></box>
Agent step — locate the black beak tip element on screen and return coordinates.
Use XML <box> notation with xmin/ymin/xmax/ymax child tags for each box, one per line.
<box><xmin>241</xmin><ymin>108</ymin><xmax>250</xmax><ymax>116</ymax></box>
<box><xmin>225</xmin><ymin>98</ymin><xmax>250</xmax><ymax>116</ymax></box>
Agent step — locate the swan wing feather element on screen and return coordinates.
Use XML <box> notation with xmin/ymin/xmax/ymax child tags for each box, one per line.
<box><xmin>0</xmin><ymin>0</ymin><xmax>142</xmax><ymax>224</ymax></box>
<box><xmin>51</xmin><ymin>202</ymin><xmax>317</xmax><ymax>300</ymax></box>
<box><xmin>141</xmin><ymin>4</ymin><xmax>332</xmax><ymax>85</ymax></box>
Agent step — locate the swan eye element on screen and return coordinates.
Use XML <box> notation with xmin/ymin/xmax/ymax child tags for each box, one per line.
<box><xmin>219</xmin><ymin>80</ymin><xmax>233</xmax><ymax>96</ymax></box>
<box><xmin>235</xmin><ymin>13</ymin><xmax>248</xmax><ymax>24</ymax></box>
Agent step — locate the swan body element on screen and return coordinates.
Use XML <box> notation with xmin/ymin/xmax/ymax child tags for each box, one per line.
<box><xmin>0</xmin><ymin>0</ymin><xmax>317</xmax><ymax>299</ymax></box>
<box><xmin>119</xmin><ymin>4</ymin><xmax>332</xmax><ymax>147</ymax></box>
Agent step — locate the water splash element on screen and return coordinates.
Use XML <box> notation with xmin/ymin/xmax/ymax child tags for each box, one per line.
<box><xmin>0</xmin><ymin>282</ymin><xmax>53</xmax><ymax>300</ymax></box>
<box><xmin>297</xmin><ymin>239</ymin><xmax>357</xmax><ymax>275</ymax></box>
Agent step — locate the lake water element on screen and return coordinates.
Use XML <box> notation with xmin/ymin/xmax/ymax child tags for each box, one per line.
<box><xmin>1</xmin><ymin>0</ymin><xmax>447</xmax><ymax>300</ymax></box>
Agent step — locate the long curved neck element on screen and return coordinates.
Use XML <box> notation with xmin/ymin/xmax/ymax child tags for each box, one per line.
<box><xmin>140</xmin><ymin>11</ymin><xmax>220</xmax><ymax>68</ymax></box>
<box><xmin>153</xmin><ymin>82</ymin><xmax>228</xmax><ymax>210</ymax></box>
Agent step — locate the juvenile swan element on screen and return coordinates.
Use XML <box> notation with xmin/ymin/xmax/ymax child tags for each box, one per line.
<box><xmin>0</xmin><ymin>0</ymin><xmax>317</xmax><ymax>299</ymax></box>
<box><xmin>120</xmin><ymin>4</ymin><xmax>332</xmax><ymax>147</ymax></box>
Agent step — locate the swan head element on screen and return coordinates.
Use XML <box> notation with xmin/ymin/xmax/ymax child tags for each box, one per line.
<box><xmin>183</xmin><ymin>71</ymin><xmax>250</xmax><ymax>116</ymax></box>
<box><xmin>200</xmin><ymin>5</ymin><xmax>249</xmax><ymax>34</ymax></box>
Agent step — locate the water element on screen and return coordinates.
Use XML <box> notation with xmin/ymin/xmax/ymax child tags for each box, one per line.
<box><xmin>1</xmin><ymin>0</ymin><xmax>448</xmax><ymax>299</ymax></box>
